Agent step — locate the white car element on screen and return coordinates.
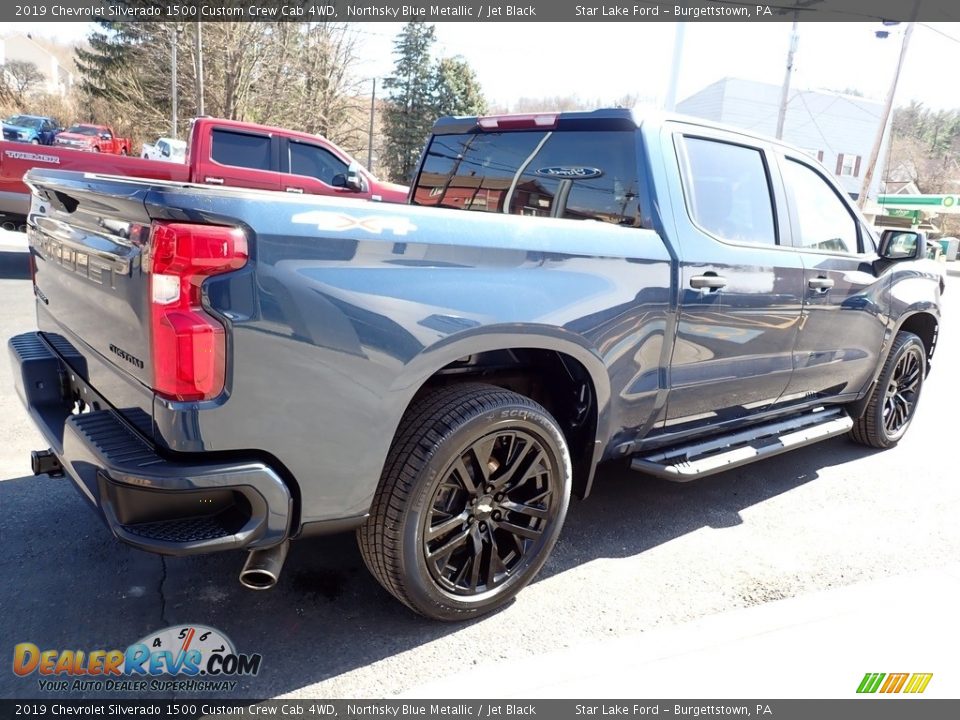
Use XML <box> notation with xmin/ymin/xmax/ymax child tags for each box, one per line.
<box><xmin>141</xmin><ymin>137</ymin><xmax>187</xmax><ymax>162</ymax></box>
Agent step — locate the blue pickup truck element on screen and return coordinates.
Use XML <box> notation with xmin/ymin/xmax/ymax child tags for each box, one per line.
<box><xmin>10</xmin><ymin>109</ymin><xmax>943</xmax><ymax>620</ymax></box>
<box><xmin>2</xmin><ymin>114</ymin><xmax>61</xmax><ymax>145</ymax></box>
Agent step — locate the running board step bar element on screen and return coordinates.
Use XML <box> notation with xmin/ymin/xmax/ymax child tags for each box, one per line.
<box><xmin>631</xmin><ymin>408</ymin><xmax>853</xmax><ymax>481</ymax></box>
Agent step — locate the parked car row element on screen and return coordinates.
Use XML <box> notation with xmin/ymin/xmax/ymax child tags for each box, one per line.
<box><xmin>3</xmin><ymin>115</ymin><xmax>134</xmax><ymax>155</ymax></box>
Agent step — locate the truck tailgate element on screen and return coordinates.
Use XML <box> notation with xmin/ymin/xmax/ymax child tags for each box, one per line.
<box><xmin>26</xmin><ymin>171</ymin><xmax>158</xmax><ymax>430</ymax></box>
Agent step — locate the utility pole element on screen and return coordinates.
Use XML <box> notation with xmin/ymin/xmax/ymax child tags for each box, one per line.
<box><xmin>367</xmin><ymin>77</ymin><xmax>376</xmax><ymax>170</ymax></box>
<box><xmin>858</xmin><ymin>17</ymin><xmax>916</xmax><ymax>208</ymax></box>
<box><xmin>663</xmin><ymin>22</ymin><xmax>685</xmax><ymax>112</ymax></box>
<box><xmin>775</xmin><ymin>15</ymin><xmax>800</xmax><ymax>139</ymax></box>
<box><xmin>171</xmin><ymin>27</ymin><xmax>178</xmax><ymax>138</ymax></box>
<box><xmin>194</xmin><ymin>23</ymin><xmax>205</xmax><ymax>117</ymax></box>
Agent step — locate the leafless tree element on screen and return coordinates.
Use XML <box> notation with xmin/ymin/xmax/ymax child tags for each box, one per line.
<box><xmin>1</xmin><ymin>60</ymin><xmax>45</xmax><ymax>105</ymax></box>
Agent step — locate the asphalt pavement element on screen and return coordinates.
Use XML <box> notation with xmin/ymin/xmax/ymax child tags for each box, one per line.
<box><xmin>1</xmin><ymin>247</ymin><xmax>958</xmax><ymax>700</ymax></box>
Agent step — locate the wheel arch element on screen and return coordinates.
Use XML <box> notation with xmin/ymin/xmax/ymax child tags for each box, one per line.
<box><xmin>896</xmin><ymin>310</ymin><xmax>939</xmax><ymax>367</ymax></box>
<box><xmin>389</xmin><ymin>329</ymin><xmax>613</xmax><ymax>499</ymax></box>
<box><xmin>849</xmin><ymin>309</ymin><xmax>938</xmax><ymax>419</ymax></box>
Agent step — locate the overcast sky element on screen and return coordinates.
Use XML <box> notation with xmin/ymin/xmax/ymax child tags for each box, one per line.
<box><xmin>14</xmin><ymin>21</ymin><xmax>960</xmax><ymax>110</ymax></box>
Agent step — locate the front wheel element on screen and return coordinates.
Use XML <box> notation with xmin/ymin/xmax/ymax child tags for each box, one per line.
<box><xmin>358</xmin><ymin>383</ymin><xmax>572</xmax><ymax>621</ymax></box>
<box><xmin>849</xmin><ymin>331</ymin><xmax>926</xmax><ymax>448</ymax></box>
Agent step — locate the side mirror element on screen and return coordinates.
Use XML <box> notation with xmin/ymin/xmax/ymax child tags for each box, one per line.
<box><xmin>878</xmin><ymin>229</ymin><xmax>925</xmax><ymax>261</ymax></box>
<box><xmin>333</xmin><ymin>162</ymin><xmax>367</xmax><ymax>192</ymax></box>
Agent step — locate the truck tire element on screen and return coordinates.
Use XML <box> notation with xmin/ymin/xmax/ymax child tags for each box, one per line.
<box><xmin>849</xmin><ymin>331</ymin><xmax>925</xmax><ymax>449</ymax></box>
<box><xmin>358</xmin><ymin>383</ymin><xmax>571</xmax><ymax>621</ymax></box>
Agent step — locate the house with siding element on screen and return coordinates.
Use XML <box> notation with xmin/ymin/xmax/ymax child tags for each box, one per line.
<box><xmin>0</xmin><ymin>34</ymin><xmax>74</xmax><ymax>97</ymax></box>
<box><xmin>677</xmin><ymin>77</ymin><xmax>889</xmax><ymax>200</ymax></box>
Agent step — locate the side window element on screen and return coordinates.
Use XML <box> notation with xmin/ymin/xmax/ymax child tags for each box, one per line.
<box><xmin>289</xmin><ymin>141</ymin><xmax>348</xmax><ymax>185</ymax></box>
<box><xmin>413</xmin><ymin>130</ymin><xmax>641</xmax><ymax>226</ymax></box>
<box><xmin>680</xmin><ymin>136</ymin><xmax>777</xmax><ymax>245</ymax></box>
<box><xmin>781</xmin><ymin>159</ymin><xmax>859</xmax><ymax>254</ymax></box>
<box><xmin>509</xmin><ymin>131</ymin><xmax>641</xmax><ymax>225</ymax></box>
<box><xmin>211</xmin><ymin>129</ymin><xmax>272</xmax><ymax>171</ymax></box>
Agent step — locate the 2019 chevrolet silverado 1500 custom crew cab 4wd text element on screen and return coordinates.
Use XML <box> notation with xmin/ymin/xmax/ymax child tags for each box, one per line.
<box><xmin>10</xmin><ymin>110</ymin><xmax>942</xmax><ymax>620</ymax></box>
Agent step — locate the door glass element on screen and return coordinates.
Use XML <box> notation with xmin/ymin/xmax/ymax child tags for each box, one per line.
<box><xmin>680</xmin><ymin>136</ymin><xmax>777</xmax><ymax>245</ymax></box>
<box><xmin>289</xmin><ymin>141</ymin><xmax>349</xmax><ymax>185</ymax></box>
<box><xmin>413</xmin><ymin>130</ymin><xmax>642</xmax><ymax>226</ymax></box>
<box><xmin>211</xmin><ymin>129</ymin><xmax>272</xmax><ymax>171</ymax></box>
<box><xmin>781</xmin><ymin>159</ymin><xmax>859</xmax><ymax>253</ymax></box>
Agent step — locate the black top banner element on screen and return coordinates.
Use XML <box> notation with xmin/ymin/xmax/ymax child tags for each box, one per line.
<box><xmin>3</xmin><ymin>0</ymin><xmax>958</xmax><ymax>23</ymax></box>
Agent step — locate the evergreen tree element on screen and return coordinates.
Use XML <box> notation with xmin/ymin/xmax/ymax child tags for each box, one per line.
<box><xmin>382</xmin><ymin>22</ymin><xmax>438</xmax><ymax>183</ymax></box>
<box><xmin>73</xmin><ymin>1</ymin><xmax>169</xmax><ymax>105</ymax></box>
<box><xmin>431</xmin><ymin>57</ymin><xmax>487</xmax><ymax>119</ymax></box>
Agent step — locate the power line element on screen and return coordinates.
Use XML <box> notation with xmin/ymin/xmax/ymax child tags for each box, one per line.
<box><xmin>918</xmin><ymin>23</ymin><xmax>960</xmax><ymax>45</ymax></box>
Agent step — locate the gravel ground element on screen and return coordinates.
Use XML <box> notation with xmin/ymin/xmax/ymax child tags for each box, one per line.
<box><xmin>1</xmin><ymin>255</ymin><xmax>957</xmax><ymax>699</ymax></box>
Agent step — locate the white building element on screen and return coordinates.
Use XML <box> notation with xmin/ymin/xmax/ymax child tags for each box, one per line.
<box><xmin>677</xmin><ymin>77</ymin><xmax>889</xmax><ymax>200</ymax></box>
<box><xmin>0</xmin><ymin>34</ymin><xmax>74</xmax><ymax>97</ymax></box>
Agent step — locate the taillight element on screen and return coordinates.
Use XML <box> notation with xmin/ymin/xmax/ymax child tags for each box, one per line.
<box><xmin>145</xmin><ymin>222</ymin><xmax>248</xmax><ymax>402</ymax></box>
<box><xmin>477</xmin><ymin>113</ymin><xmax>558</xmax><ymax>130</ymax></box>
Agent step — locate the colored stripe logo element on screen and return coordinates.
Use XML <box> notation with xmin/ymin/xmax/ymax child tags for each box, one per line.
<box><xmin>857</xmin><ymin>672</ymin><xmax>933</xmax><ymax>694</ymax></box>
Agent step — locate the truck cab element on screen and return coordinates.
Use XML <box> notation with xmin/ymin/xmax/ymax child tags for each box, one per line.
<box><xmin>186</xmin><ymin>118</ymin><xmax>408</xmax><ymax>202</ymax></box>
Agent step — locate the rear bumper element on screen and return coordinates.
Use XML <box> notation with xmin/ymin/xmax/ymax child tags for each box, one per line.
<box><xmin>0</xmin><ymin>190</ymin><xmax>29</xmax><ymax>217</ymax></box>
<box><xmin>9</xmin><ymin>331</ymin><xmax>293</xmax><ymax>556</ymax></box>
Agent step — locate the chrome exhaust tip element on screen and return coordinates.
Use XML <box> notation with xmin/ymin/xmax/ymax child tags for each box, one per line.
<box><xmin>239</xmin><ymin>540</ymin><xmax>289</xmax><ymax>590</ymax></box>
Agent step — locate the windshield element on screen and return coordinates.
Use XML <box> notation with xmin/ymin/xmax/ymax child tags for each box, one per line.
<box><xmin>65</xmin><ymin>125</ymin><xmax>101</xmax><ymax>136</ymax></box>
<box><xmin>5</xmin><ymin>116</ymin><xmax>41</xmax><ymax>129</ymax></box>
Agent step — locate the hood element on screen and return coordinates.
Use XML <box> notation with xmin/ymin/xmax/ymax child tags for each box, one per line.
<box><xmin>376</xmin><ymin>181</ymin><xmax>410</xmax><ymax>202</ymax></box>
<box><xmin>55</xmin><ymin>132</ymin><xmax>97</xmax><ymax>143</ymax></box>
<box><xmin>3</xmin><ymin>123</ymin><xmax>37</xmax><ymax>136</ymax></box>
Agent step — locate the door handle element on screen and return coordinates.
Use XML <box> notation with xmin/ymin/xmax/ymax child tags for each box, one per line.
<box><xmin>689</xmin><ymin>274</ymin><xmax>727</xmax><ymax>290</ymax></box>
<box><xmin>204</xmin><ymin>176</ymin><xmax>224</xmax><ymax>185</ymax></box>
<box><xmin>808</xmin><ymin>277</ymin><xmax>834</xmax><ymax>291</ymax></box>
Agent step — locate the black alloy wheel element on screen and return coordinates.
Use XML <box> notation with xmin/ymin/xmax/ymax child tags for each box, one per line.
<box><xmin>850</xmin><ymin>331</ymin><xmax>926</xmax><ymax>448</ymax></box>
<box><xmin>423</xmin><ymin>428</ymin><xmax>558</xmax><ymax>596</ymax></box>
<box><xmin>358</xmin><ymin>383</ymin><xmax>572</xmax><ymax>620</ymax></box>
<box><xmin>882</xmin><ymin>344</ymin><xmax>923</xmax><ymax>437</ymax></box>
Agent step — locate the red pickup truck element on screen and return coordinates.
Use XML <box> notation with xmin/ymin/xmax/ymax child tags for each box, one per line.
<box><xmin>52</xmin><ymin>124</ymin><xmax>132</xmax><ymax>155</ymax></box>
<box><xmin>1</xmin><ymin>117</ymin><xmax>407</xmax><ymax>222</ymax></box>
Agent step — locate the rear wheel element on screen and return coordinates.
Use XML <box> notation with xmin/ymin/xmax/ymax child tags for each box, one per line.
<box><xmin>850</xmin><ymin>331</ymin><xmax>925</xmax><ymax>448</ymax></box>
<box><xmin>30</xmin><ymin>139</ymin><xmax>39</xmax><ymax>145</ymax></box>
<box><xmin>358</xmin><ymin>383</ymin><xmax>571</xmax><ymax>620</ymax></box>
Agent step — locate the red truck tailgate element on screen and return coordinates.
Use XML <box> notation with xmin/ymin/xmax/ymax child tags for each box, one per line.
<box><xmin>1</xmin><ymin>141</ymin><xmax>189</xmax><ymax>216</ymax></box>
